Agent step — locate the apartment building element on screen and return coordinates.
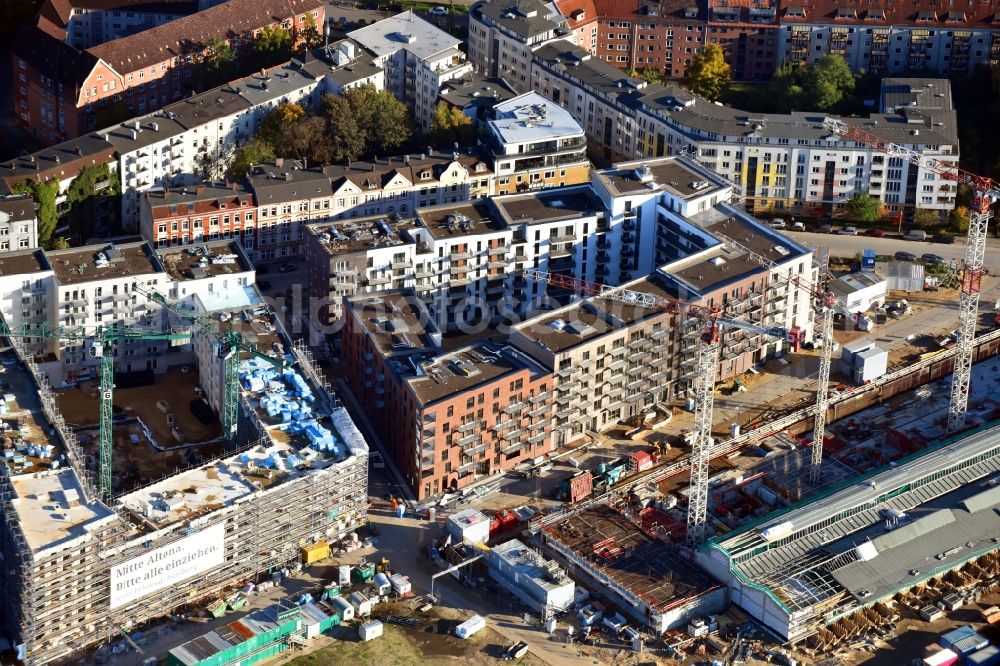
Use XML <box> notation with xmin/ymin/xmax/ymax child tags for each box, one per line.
<box><xmin>705</xmin><ymin>0</ymin><xmax>779</xmax><ymax>80</ymax></box>
<box><xmin>0</xmin><ymin>251</ymin><xmax>55</xmax><ymax>360</ymax></box>
<box><xmin>776</xmin><ymin>0</ymin><xmax>1000</xmax><ymax>75</ymax></box>
<box><xmin>468</xmin><ymin>0</ymin><xmax>563</xmax><ymax>93</ymax></box>
<box><xmin>348</xmin><ymin>12</ymin><xmax>472</xmax><ymax>131</ymax></box>
<box><xmin>341</xmin><ymin>290</ymin><xmax>554</xmax><ymax>499</ymax></box>
<box><xmin>13</xmin><ymin>0</ymin><xmax>325</xmax><ymax>144</ymax></box>
<box><xmin>139</xmin><ymin>184</ymin><xmax>257</xmax><ymax>254</ymax></box>
<box><xmin>299</xmin><ymin>40</ymin><xmax>385</xmax><ymax>96</ymax></box>
<box><xmin>524</xmin><ymin>41</ymin><xmax>958</xmax><ymax>216</ymax></box>
<box><xmin>0</xmin><ymin>197</ymin><xmax>40</xmax><ymax>253</ymax></box>
<box><xmin>487</xmin><ymin>92</ymin><xmax>590</xmax><ymax>195</ymax></box>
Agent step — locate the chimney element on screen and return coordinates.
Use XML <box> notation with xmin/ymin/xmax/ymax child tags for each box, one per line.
<box><xmin>53</xmin><ymin>155</ymin><xmax>60</xmax><ymax>164</ymax></box>
<box><xmin>150</xmin><ymin>121</ymin><xmax>159</xmax><ymax>132</ymax></box>
<box><xmin>129</xmin><ymin>129</ymin><xmax>137</xmax><ymax>140</ymax></box>
<box><xmin>75</xmin><ymin>146</ymin><xmax>82</xmax><ymax>156</ymax></box>
<box><xmin>134</xmin><ymin>120</ymin><xmax>141</xmax><ymax>130</ymax></box>
<box><xmin>284</xmin><ymin>172</ymin><xmax>292</xmax><ymax>181</ymax></box>
<box><xmin>195</xmin><ymin>185</ymin><xmax>205</xmax><ymax>195</ymax></box>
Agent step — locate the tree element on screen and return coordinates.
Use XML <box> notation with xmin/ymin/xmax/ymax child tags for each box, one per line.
<box><xmin>200</xmin><ymin>35</ymin><xmax>236</xmax><ymax>89</ymax></box>
<box><xmin>950</xmin><ymin>205</ymin><xmax>970</xmax><ymax>233</ymax></box>
<box><xmin>277</xmin><ymin>116</ymin><xmax>337</xmax><ymax>165</ymax></box>
<box><xmin>251</xmin><ymin>26</ymin><xmax>293</xmax><ymax>70</ymax></box>
<box><xmin>64</xmin><ymin>163</ymin><xmax>121</xmax><ymax>240</ymax></box>
<box><xmin>322</xmin><ymin>86</ymin><xmax>412</xmax><ymax>161</ymax></box>
<box><xmin>428</xmin><ymin>102</ymin><xmax>474</xmax><ymax>149</ymax></box>
<box><xmin>228</xmin><ymin>138</ymin><xmax>276</xmax><ymax>180</ymax></box>
<box><xmin>300</xmin><ymin>13</ymin><xmax>323</xmax><ymax>51</ymax></box>
<box><xmin>802</xmin><ymin>55</ymin><xmax>854</xmax><ymax>110</ymax></box>
<box><xmin>847</xmin><ymin>191</ymin><xmax>881</xmax><ymax>223</ymax></box>
<box><xmin>912</xmin><ymin>208</ymin><xmax>942</xmax><ymax>229</ymax></box>
<box><xmin>259</xmin><ymin>102</ymin><xmax>307</xmax><ymax>145</ymax></box>
<box><xmin>684</xmin><ymin>44</ymin><xmax>731</xmax><ymax>101</ymax></box>
<box><xmin>13</xmin><ymin>179</ymin><xmax>59</xmax><ymax>249</ymax></box>
<box><xmin>50</xmin><ymin>236</ymin><xmax>71</xmax><ymax>250</ymax></box>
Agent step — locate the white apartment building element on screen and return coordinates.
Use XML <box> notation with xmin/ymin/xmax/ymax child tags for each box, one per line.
<box><xmin>301</xmin><ymin>40</ymin><xmax>385</xmax><ymax>95</ymax></box>
<box><xmin>0</xmin><ymin>240</ymin><xmax>254</xmax><ymax>386</ymax></box>
<box><xmin>0</xmin><ymin>196</ymin><xmax>39</xmax><ymax>253</ymax></box>
<box><xmin>468</xmin><ymin>0</ymin><xmax>561</xmax><ymax>93</ymax></box>
<box><xmin>349</xmin><ymin>12</ymin><xmax>472</xmax><ymax>131</ymax></box>
<box><xmin>524</xmin><ymin>40</ymin><xmax>958</xmax><ymax>217</ymax></box>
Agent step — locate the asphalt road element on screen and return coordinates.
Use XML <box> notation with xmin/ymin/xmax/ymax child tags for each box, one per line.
<box><xmin>785</xmin><ymin>231</ymin><xmax>1000</xmax><ymax>273</ymax></box>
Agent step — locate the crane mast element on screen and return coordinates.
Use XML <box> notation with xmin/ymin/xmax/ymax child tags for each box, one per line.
<box><xmin>823</xmin><ymin>117</ymin><xmax>1000</xmax><ymax>433</ymax></box>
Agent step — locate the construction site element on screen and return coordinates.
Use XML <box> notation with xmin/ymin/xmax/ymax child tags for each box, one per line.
<box><xmin>0</xmin><ymin>278</ymin><xmax>370</xmax><ymax>665</ymax></box>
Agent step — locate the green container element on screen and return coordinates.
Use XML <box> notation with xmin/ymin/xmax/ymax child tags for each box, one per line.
<box><xmin>207</xmin><ymin>599</ymin><xmax>227</xmax><ymax>618</ymax></box>
<box><xmin>352</xmin><ymin>563</ymin><xmax>375</xmax><ymax>583</ymax></box>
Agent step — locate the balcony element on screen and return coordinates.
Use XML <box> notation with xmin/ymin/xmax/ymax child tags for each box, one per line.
<box><xmin>528</xmin><ymin>405</ymin><xmax>548</xmax><ymax>418</ymax></box>
<box><xmin>527</xmin><ymin>431</ymin><xmax>548</xmax><ymax>444</ymax></box>
<box><xmin>366</xmin><ymin>274</ymin><xmax>391</xmax><ymax>287</ymax></box>
<box><xmin>492</xmin><ymin>419</ymin><xmax>517</xmax><ymax>432</ymax></box>
<box><xmin>502</xmin><ymin>429</ymin><xmax>523</xmax><ymax>441</ymax></box>
<box><xmin>458</xmin><ymin>433</ymin><xmax>481</xmax><ymax>447</ymax></box>
<box><xmin>503</xmin><ymin>402</ymin><xmax>525</xmax><ymax>415</ymax></box>
<box><xmin>457</xmin><ymin>420</ymin><xmax>480</xmax><ymax>433</ymax></box>
<box><xmin>450</xmin><ymin>251</ymin><xmax>471</xmax><ymax>261</ymax></box>
<box><xmin>391</xmin><ymin>259</ymin><xmax>412</xmax><ymax>269</ymax></box>
<box><xmin>528</xmin><ymin>391</ymin><xmax>550</xmax><ymax>404</ymax></box>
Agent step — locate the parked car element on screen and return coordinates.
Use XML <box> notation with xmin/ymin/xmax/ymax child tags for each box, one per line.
<box><xmin>257</xmin><ymin>280</ymin><xmax>272</xmax><ymax>290</ymax></box>
<box><xmin>428</xmin><ymin>5</ymin><xmax>448</xmax><ymax>15</ymax></box>
<box><xmin>768</xmin><ymin>218</ymin><xmax>787</xmax><ymax>230</ymax></box>
<box><xmin>790</xmin><ymin>221</ymin><xmax>806</xmax><ymax>231</ymax></box>
<box><xmin>895</xmin><ymin>251</ymin><xmax>916</xmax><ymax>261</ymax></box>
<box><xmin>903</xmin><ymin>229</ymin><xmax>927</xmax><ymax>241</ymax></box>
<box><xmin>278</xmin><ymin>262</ymin><xmax>298</xmax><ymax>273</ymax></box>
<box><xmin>816</xmin><ymin>224</ymin><xmax>834</xmax><ymax>234</ymax></box>
<box><xmin>865</xmin><ymin>228</ymin><xmax>886</xmax><ymax>238</ymax></box>
<box><xmin>933</xmin><ymin>234</ymin><xmax>956</xmax><ymax>244</ymax></box>
<box><xmin>837</xmin><ymin>226</ymin><xmax>859</xmax><ymax>235</ymax></box>
<box><xmin>921</xmin><ymin>253</ymin><xmax>944</xmax><ymax>264</ymax></box>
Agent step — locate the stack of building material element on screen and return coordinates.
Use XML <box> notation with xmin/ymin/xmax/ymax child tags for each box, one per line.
<box><xmin>941</xmin><ymin>626</ymin><xmax>990</xmax><ymax>656</ymax></box>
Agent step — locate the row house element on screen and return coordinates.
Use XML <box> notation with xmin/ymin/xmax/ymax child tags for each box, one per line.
<box><xmin>776</xmin><ymin>0</ymin><xmax>1000</xmax><ymax>76</ymax></box>
<box><xmin>139</xmin><ymin>184</ymin><xmax>257</xmax><ymax>253</ymax></box>
<box><xmin>13</xmin><ymin>0</ymin><xmax>325</xmax><ymax>145</ymax></box>
<box><xmin>523</xmin><ymin>40</ymin><xmax>958</xmax><ymax>217</ymax></box>
<box><xmin>341</xmin><ymin>290</ymin><xmax>554</xmax><ymax>499</ymax></box>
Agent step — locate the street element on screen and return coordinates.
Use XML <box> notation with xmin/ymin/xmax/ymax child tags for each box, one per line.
<box><xmin>785</xmin><ymin>230</ymin><xmax>1000</xmax><ymax>273</ymax></box>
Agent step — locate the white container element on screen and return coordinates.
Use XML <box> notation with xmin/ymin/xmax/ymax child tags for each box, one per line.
<box><xmin>389</xmin><ymin>573</ymin><xmax>411</xmax><ymax>597</ymax></box>
<box><xmin>330</xmin><ymin>596</ymin><xmax>354</xmax><ymax>623</ymax></box>
<box><xmin>446</xmin><ymin>508</ymin><xmax>491</xmax><ymax>545</ymax></box>
<box><xmin>358</xmin><ymin>620</ymin><xmax>383</xmax><ymax>642</ymax></box>
<box><xmin>349</xmin><ymin>591</ymin><xmax>372</xmax><ymax>617</ymax></box>
<box><xmin>339</xmin><ymin>564</ymin><xmax>351</xmax><ymax>586</ymax></box>
<box><xmin>455</xmin><ymin>614</ymin><xmax>486</xmax><ymax>639</ymax></box>
<box><xmin>373</xmin><ymin>572</ymin><xmax>391</xmax><ymax>596</ymax></box>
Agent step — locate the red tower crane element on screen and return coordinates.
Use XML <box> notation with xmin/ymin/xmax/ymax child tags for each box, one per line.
<box><xmin>823</xmin><ymin>118</ymin><xmax>1000</xmax><ymax>433</ymax></box>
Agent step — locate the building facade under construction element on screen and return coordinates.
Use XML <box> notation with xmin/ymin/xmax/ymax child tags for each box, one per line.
<box><xmin>0</xmin><ymin>294</ymin><xmax>369</xmax><ymax>665</ymax></box>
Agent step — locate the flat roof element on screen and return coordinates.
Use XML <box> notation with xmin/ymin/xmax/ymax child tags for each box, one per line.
<box><xmin>0</xmin><ymin>249</ymin><xmax>51</xmax><ymax>277</ymax></box>
<box><xmin>830</xmin><ymin>272</ymin><xmax>886</xmax><ymax>293</ymax></box>
<box><xmin>348</xmin><ymin>291</ymin><xmax>439</xmax><ymax>356</ymax></box>
<box><xmin>492</xmin><ymin>538</ymin><xmax>572</xmax><ymax>594</ymax></box>
<box><xmin>544</xmin><ymin>505</ymin><xmax>720</xmax><ymax>610</ymax></box>
<box><xmin>518</xmin><ymin>305</ymin><xmax>615</xmax><ymax>353</ymax></box>
<box><xmin>662</xmin><ymin>245</ymin><xmax>764</xmax><ymax>292</ymax></box>
<box><xmin>407</xmin><ymin>343</ymin><xmax>535</xmax><ymax>406</ymax></box>
<box><xmin>48</xmin><ymin>242</ymin><xmax>162</xmax><ymax>285</ymax></box>
<box><xmin>308</xmin><ymin>215</ymin><xmax>420</xmax><ymax>253</ymax></box>
<box><xmin>348</xmin><ymin>11</ymin><xmax>460</xmax><ymax>61</ymax></box>
<box><xmin>439</xmin><ymin>73</ymin><xmax>517</xmax><ymax>109</ymax></box>
<box><xmin>598</xmin><ymin>157</ymin><xmax>727</xmax><ymax>200</ymax></box>
<box><xmin>474</xmin><ymin>0</ymin><xmax>559</xmax><ymax>39</ymax></box>
<box><xmin>489</xmin><ymin>92</ymin><xmax>583</xmax><ymax>145</ymax></box>
<box><xmin>417</xmin><ymin>200</ymin><xmax>507</xmax><ymax>239</ymax></box>
<box><xmin>11</xmin><ymin>469</ymin><xmax>117</xmax><ymax>553</ymax></box>
<box><xmin>156</xmin><ymin>241</ymin><xmax>252</xmax><ymax>281</ymax></box>
<box><xmin>494</xmin><ymin>187</ymin><xmax>604</xmax><ymax>226</ymax></box>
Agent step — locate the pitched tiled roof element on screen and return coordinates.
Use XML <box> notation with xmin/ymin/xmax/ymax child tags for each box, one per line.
<box><xmin>12</xmin><ymin>27</ymin><xmax>99</xmax><ymax>91</ymax></box>
<box><xmin>555</xmin><ymin>0</ymin><xmax>598</xmax><ymax>28</ymax></box>
<box><xmin>36</xmin><ymin>0</ymin><xmax>197</xmax><ymax>39</ymax></box>
<box><xmin>87</xmin><ymin>0</ymin><xmax>323</xmax><ymax>75</ymax></box>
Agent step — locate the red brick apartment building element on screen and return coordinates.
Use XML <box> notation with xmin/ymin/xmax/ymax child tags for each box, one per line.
<box><xmin>554</xmin><ymin>0</ymin><xmax>777</xmax><ymax>80</ymax></box>
<box><xmin>140</xmin><ymin>183</ymin><xmax>257</xmax><ymax>250</ymax></box>
<box><xmin>341</xmin><ymin>290</ymin><xmax>555</xmax><ymax>500</ymax></box>
<box><xmin>13</xmin><ymin>0</ymin><xmax>324</xmax><ymax>145</ymax></box>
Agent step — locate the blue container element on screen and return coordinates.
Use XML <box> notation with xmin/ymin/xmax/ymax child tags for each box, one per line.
<box><xmin>966</xmin><ymin>646</ymin><xmax>1000</xmax><ymax>666</ymax></box>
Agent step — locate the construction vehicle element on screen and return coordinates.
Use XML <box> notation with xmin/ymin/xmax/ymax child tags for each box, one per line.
<box><xmin>0</xmin><ymin>321</ymin><xmax>190</xmax><ymax>501</ymax></box>
<box><xmin>131</xmin><ymin>282</ymin><xmax>286</xmax><ymax>440</ymax></box>
<box><xmin>823</xmin><ymin>116</ymin><xmax>1000</xmax><ymax>434</ymax></box>
<box><xmin>375</xmin><ymin>556</ymin><xmax>391</xmax><ymax>574</ymax></box>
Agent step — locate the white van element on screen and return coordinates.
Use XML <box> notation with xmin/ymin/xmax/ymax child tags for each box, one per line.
<box><xmin>903</xmin><ymin>229</ymin><xmax>927</xmax><ymax>241</ymax></box>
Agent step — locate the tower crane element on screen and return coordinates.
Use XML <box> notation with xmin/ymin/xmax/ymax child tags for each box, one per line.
<box><xmin>521</xmin><ymin>269</ymin><xmax>801</xmax><ymax>547</ymax></box>
<box><xmin>822</xmin><ymin>117</ymin><xmax>1000</xmax><ymax>433</ymax></box>
<box><xmin>0</xmin><ymin>322</ymin><xmax>190</xmax><ymax>501</ymax></box>
<box><xmin>130</xmin><ymin>283</ymin><xmax>287</xmax><ymax>440</ymax></box>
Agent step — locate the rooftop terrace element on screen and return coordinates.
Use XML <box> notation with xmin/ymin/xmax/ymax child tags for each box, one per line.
<box><xmin>349</xmin><ymin>291</ymin><xmax>440</xmax><ymax>356</ymax></box>
<box><xmin>157</xmin><ymin>242</ymin><xmax>252</xmax><ymax>282</ymax></box>
<box><xmin>416</xmin><ymin>200</ymin><xmax>507</xmax><ymax>240</ymax></box>
<box><xmin>309</xmin><ymin>215</ymin><xmax>420</xmax><ymax>254</ymax></box>
<box><xmin>49</xmin><ymin>242</ymin><xmax>161</xmax><ymax>285</ymax></box>
<box><xmin>494</xmin><ymin>187</ymin><xmax>604</xmax><ymax>226</ymax></box>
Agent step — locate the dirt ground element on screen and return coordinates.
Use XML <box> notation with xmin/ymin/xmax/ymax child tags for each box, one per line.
<box><xmin>55</xmin><ymin>366</ymin><xmax>221</xmax><ymax>444</ymax></box>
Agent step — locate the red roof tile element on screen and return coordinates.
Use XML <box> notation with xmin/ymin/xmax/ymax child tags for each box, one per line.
<box><xmin>87</xmin><ymin>0</ymin><xmax>323</xmax><ymax>74</ymax></box>
<box><xmin>556</xmin><ymin>0</ymin><xmax>598</xmax><ymax>28</ymax></box>
<box><xmin>781</xmin><ymin>0</ymin><xmax>1000</xmax><ymax>28</ymax></box>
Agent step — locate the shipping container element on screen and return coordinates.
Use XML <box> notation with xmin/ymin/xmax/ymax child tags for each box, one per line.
<box><xmin>330</xmin><ymin>596</ymin><xmax>354</xmax><ymax>623</ymax></box>
<box><xmin>966</xmin><ymin>646</ymin><xmax>1000</xmax><ymax>666</ymax></box>
<box><xmin>373</xmin><ymin>573</ymin><xmax>392</xmax><ymax>596</ymax></box>
<box><xmin>349</xmin><ymin>591</ymin><xmax>372</xmax><ymax>617</ymax></box>
<box><xmin>301</xmin><ymin>541</ymin><xmax>331</xmax><ymax>565</ymax></box>
<box><xmin>942</xmin><ymin>626</ymin><xmax>989</xmax><ymax>655</ymax></box>
<box><xmin>389</xmin><ymin>573</ymin><xmax>412</xmax><ymax>597</ymax></box>
<box><xmin>923</xmin><ymin>648</ymin><xmax>959</xmax><ymax>666</ymax></box>
<box><xmin>455</xmin><ymin>615</ymin><xmax>486</xmax><ymax>639</ymax></box>
<box><xmin>359</xmin><ymin>620</ymin><xmax>383</xmax><ymax>642</ymax></box>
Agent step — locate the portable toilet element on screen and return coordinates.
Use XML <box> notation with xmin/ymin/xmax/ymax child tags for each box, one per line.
<box><xmin>349</xmin><ymin>591</ymin><xmax>372</xmax><ymax>617</ymax></box>
<box><xmin>330</xmin><ymin>596</ymin><xmax>354</xmax><ymax>623</ymax></box>
<box><xmin>373</xmin><ymin>572</ymin><xmax>392</xmax><ymax>596</ymax></box>
<box><xmin>359</xmin><ymin>620</ymin><xmax>383</xmax><ymax>642</ymax></box>
<box><xmin>389</xmin><ymin>573</ymin><xmax>412</xmax><ymax>597</ymax></box>
<box><xmin>455</xmin><ymin>614</ymin><xmax>486</xmax><ymax>639</ymax></box>
<box><xmin>339</xmin><ymin>564</ymin><xmax>352</xmax><ymax>586</ymax></box>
